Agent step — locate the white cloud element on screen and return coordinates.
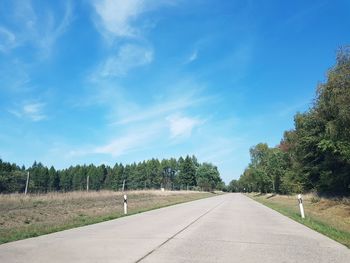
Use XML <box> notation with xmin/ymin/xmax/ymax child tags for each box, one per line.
<box><xmin>92</xmin><ymin>0</ymin><xmax>175</xmax><ymax>40</ymax></box>
<box><xmin>9</xmin><ymin>102</ymin><xmax>47</xmax><ymax>122</ymax></box>
<box><xmin>89</xmin><ymin>0</ymin><xmax>165</xmax><ymax>81</ymax></box>
<box><xmin>166</xmin><ymin>114</ymin><xmax>202</xmax><ymax>138</ymax></box>
<box><xmin>89</xmin><ymin>0</ymin><xmax>174</xmax><ymax>81</ymax></box>
<box><xmin>67</xmin><ymin>88</ymin><xmax>210</xmax><ymax>158</ymax></box>
<box><xmin>94</xmin><ymin>44</ymin><xmax>153</xmax><ymax>79</ymax></box>
<box><xmin>92</xmin><ymin>0</ymin><xmax>144</xmax><ymax>38</ymax></box>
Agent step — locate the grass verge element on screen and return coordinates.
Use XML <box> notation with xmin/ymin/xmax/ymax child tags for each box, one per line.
<box><xmin>0</xmin><ymin>190</ymin><xmax>217</xmax><ymax>244</ymax></box>
<box><xmin>247</xmin><ymin>193</ymin><xmax>350</xmax><ymax>248</ymax></box>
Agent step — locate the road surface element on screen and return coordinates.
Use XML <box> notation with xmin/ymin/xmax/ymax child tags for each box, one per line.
<box><xmin>0</xmin><ymin>193</ymin><xmax>349</xmax><ymax>262</ymax></box>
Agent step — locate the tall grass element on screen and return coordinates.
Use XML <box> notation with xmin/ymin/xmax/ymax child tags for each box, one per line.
<box><xmin>248</xmin><ymin>193</ymin><xmax>350</xmax><ymax>248</ymax></box>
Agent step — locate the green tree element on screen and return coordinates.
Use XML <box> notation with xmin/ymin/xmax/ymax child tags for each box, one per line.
<box><xmin>178</xmin><ymin>156</ymin><xmax>197</xmax><ymax>189</ymax></box>
<box><xmin>196</xmin><ymin>163</ymin><xmax>222</xmax><ymax>191</ymax></box>
<box><xmin>238</xmin><ymin>47</ymin><xmax>350</xmax><ymax>196</ymax></box>
<box><xmin>227</xmin><ymin>179</ymin><xmax>239</xmax><ymax>192</ymax></box>
<box><xmin>146</xmin><ymin>159</ymin><xmax>162</xmax><ymax>188</ymax></box>
<box><xmin>59</xmin><ymin>170</ymin><xmax>72</xmax><ymax>192</ymax></box>
<box><xmin>48</xmin><ymin>166</ymin><xmax>60</xmax><ymax>192</ymax></box>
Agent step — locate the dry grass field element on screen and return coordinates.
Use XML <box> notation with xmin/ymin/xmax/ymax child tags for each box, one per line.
<box><xmin>248</xmin><ymin>193</ymin><xmax>350</xmax><ymax>247</ymax></box>
<box><xmin>0</xmin><ymin>190</ymin><xmax>216</xmax><ymax>244</ymax></box>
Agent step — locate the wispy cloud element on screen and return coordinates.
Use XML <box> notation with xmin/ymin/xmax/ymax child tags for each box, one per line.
<box><xmin>91</xmin><ymin>0</ymin><xmax>175</xmax><ymax>40</ymax></box>
<box><xmin>69</xmin><ymin>121</ymin><xmax>164</xmax><ymax>158</ymax></box>
<box><xmin>197</xmin><ymin>138</ymin><xmax>235</xmax><ymax>164</ymax></box>
<box><xmin>111</xmin><ymin>85</ymin><xmax>212</xmax><ymax>125</ymax></box>
<box><xmin>0</xmin><ymin>59</ymin><xmax>30</xmax><ymax>93</ymax></box>
<box><xmin>0</xmin><ymin>26</ymin><xmax>16</xmax><ymax>53</ymax></box>
<box><xmin>166</xmin><ymin>114</ymin><xmax>202</xmax><ymax>138</ymax></box>
<box><xmin>185</xmin><ymin>49</ymin><xmax>198</xmax><ymax>64</ymax></box>
<box><xmin>94</xmin><ymin>128</ymin><xmax>158</xmax><ymax>157</ymax></box>
<box><xmin>68</xmin><ymin>85</ymin><xmax>212</xmax><ymax>159</ymax></box>
<box><xmin>92</xmin><ymin>44</ymin><xmax>153</xmax><ymax>79</ymax></box>
<box><xmin>277</xmin><ymin>100</ymin><xmax>311</xmax><ymax>117</ymax></box>
<box><xmin>9</xmin><ymin>102</ymin><xmax>47</xmax><ymax>122</ymax></box>
<box><xmin>92</xmin><ymin>0</ymin><xmax>144</xmax><ymax>39</ymax></box>
<box><xmin>284</xmin><ymin>1</ymin><xmax>328</xmax><ymax>31</ymax></box>
<box><xmin>0</xmin><ymin>1</ymin><xmax>73</xmax><ymax>57</ymax></box>
<box><xmin>38</xmin><ymin>2</ymin><xmax>73</xmax><ymax>57</ymax></box>
<box><xmin>89</xmin><ymin>0</ymin><xmax>177</xmax><ymax>81</ymax></box>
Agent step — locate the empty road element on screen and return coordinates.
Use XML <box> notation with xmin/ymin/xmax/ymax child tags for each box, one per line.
<box><xmin>0</xmin><ymin>193</ymin><xmax>349</xmax><ymax>262</ymax></box>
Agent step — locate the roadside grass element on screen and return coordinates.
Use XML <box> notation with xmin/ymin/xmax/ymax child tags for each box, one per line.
<box><xmin>0</xmin><ymin>190</ymin><xmax>216</xmax><ymax>244</ymax></box>
<box><xmin>247</xmin><ymin>193</ymin><xmax>350</xmax><ymax>248</ymax></box>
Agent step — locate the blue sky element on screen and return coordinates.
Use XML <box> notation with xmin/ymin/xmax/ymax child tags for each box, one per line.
<box><xmin>0</xmin><ymin>0</ymin><xmax>349</xmax><ymax>183</ymax></box>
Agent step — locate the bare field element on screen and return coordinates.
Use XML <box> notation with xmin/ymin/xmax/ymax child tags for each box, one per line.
<box><xmin>0</xmin><ymin>190</ymin><xmax>216</xmax><ymax>244</ymax></box>
<box><xmin>248</xmin><ymin>193</ymin><xmax>350</xmax><ymax>247</ymax></box>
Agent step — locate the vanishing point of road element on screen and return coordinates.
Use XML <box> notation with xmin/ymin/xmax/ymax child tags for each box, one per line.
<box><xmin>0</xmin><ymin>193</ymin><xmax>349</xmax><ymax>263</ymax></box>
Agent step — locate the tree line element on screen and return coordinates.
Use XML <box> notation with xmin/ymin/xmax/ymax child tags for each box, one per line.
<box><xmin>0</xmin><ymin>155</ymin><xmax>224</xmax><ymax>194</ymax></box>
<box><xmin>229</xmin><ymin>47</ymin><xmax>350</xmax><ymax>196</ymax></box>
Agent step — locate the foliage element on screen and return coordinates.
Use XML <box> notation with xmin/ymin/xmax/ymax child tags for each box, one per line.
<box><xmin>0</xmin><ymin>155</ymin><xmax>223</xmax><ymax>193</ymax></box>
<box><xmin>196</xmin><ymin>163</ymin><xmax>222</xmax><ymax>191</ymax></box>
<box><xmin>236</xmin><ymin>47</ymin><xmax>350</xmax><ymax>196</ymax></box>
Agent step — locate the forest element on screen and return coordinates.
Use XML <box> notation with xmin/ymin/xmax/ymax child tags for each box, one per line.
<box><xmin>0</xmin><ymin>155</ymin><xmax>224</xmax><ymax>194</ymax></box>
<box><xmin>229</xmin><ymin>47</ymin><xmax>350</xmax><ymax>196</ymax></box>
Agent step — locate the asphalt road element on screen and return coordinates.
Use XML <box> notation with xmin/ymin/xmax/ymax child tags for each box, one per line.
<box><xmin>0</xmin><ymin>193</ymin><xmax>349</xmax><ymax>263</ymax></box>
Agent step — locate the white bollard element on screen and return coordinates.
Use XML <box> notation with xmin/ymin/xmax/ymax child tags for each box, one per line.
<box><xmin>123</xmin><ymin>194</ymin><xmax>127</xmax><ymax>215</ymax></box>
<box><xmin>298</xmin><ymin>194</ymin><xmax>305</xmax><ymax>219</ymax></box>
